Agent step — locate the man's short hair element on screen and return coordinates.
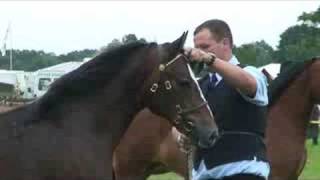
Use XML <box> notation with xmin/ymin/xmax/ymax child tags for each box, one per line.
<box><xmin>194</xmin><ymin>19</ymin><xmax>233</xmax><ymax>47</ymax></box>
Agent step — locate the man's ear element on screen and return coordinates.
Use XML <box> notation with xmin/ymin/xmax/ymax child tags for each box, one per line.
<box><xmin>222</xmin><ymin>38</ymin><xmax>229</xmax><ymax>47</ymax></box>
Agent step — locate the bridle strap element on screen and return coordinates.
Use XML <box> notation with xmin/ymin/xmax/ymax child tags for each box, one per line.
<box><xmin>164</xmin><ymin>54</ymin><xmax>189</xmax><ymax>67</ymax></box>
<box><xmin>178</xmin><ymin>101</ymin><xmax>208</xmax><ymax>115</ymax></box>
<box><xmin>144</xmin><ymin>53</ymin><xmax>206</xmax><ymax>135</ymax></box>
<box><xmin>173</xmin><ymin>101</ymin><xmax>209</xmax><ymax>135</ymax></box>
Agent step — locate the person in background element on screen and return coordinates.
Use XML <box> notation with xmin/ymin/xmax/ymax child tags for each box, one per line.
<box><xmin>308</xmin><ymin>105</ymin><xmax>320</xmax><ymax>145</ymax></box>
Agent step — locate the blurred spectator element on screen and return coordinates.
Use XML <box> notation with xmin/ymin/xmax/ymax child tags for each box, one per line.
<box><xmin>307</xmin><ymin>105</ymin><xmax>320</xmax><ymax>145</ymax></box>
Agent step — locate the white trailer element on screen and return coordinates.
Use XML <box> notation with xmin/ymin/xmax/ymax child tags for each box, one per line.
<box><xmin>0</xmin><ymin>70</ymin><xmax>33</xmax><ymax>100</ymax></box>
<box><xmin>29</xmin><ymin>61</ymin><xmax>85</xmax><ymax>98</ymax></box>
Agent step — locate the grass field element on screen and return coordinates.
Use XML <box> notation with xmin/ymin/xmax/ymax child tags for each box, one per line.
<box><xmin>300</xmin><ymin>140</ymin><xmax>320</xmax><ymax>180</ymax></box>
<box><xmin>148</xmin><ymin>139</ymin><xmax>320</xmax><ymax>180</ymax></box>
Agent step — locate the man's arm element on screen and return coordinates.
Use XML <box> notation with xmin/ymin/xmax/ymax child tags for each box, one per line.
<box><xmin>239</xmin><ymin>66</ymin><xmax>269</xmax><ymax>106</ymax></box>
<box><xmin>210</xmin><ymin>58</ymin><xmax>257</xmax><ymax>97</ymax></box>
<box><xmin>186</xmin><ymin>48</ymin><xmax>257</xmax><ymax>97</ymax></box>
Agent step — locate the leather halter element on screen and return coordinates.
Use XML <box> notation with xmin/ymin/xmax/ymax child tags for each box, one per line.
<box><xmin>147</xmin><ymin>53</ymin><xmax>208</xmax><ymax>136</ymax></box>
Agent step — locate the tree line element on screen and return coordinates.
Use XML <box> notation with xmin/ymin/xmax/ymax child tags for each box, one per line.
<box><xmin>0</xmin><ymin>6</ymin><xmax>319</xmax><ymax>71</ymax></box>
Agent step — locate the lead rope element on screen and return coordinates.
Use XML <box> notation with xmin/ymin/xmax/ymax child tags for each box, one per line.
<box><xmin>186</xmin><ymin>146</ymin><xmax>194</xmax><ymax>180</ymax></box>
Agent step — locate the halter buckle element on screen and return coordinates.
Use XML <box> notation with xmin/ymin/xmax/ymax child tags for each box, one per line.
<box><xmin>150</xmin><ymin>83</ymin><xmax>158</xmax><ymax>93</ymax></box>
<box><xmin>184</xmin><ymin>121</ymin><xmax>194</xmax><ymax>133</ymax></box>
<box><xmin>165</xmin><ymin>80</ymin><xmax>172</xmax><ymax>90</ymax></box>
<box><xmin>159</xmin><ymin>64</ymin><xmax>166</xmax><ymax>71</ymax></box>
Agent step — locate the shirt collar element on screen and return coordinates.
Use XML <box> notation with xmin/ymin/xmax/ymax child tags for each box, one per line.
<box><xmin>229</xmin><ymin>55</ymin><xmax>240</xmax><ymax>65</ymax></box>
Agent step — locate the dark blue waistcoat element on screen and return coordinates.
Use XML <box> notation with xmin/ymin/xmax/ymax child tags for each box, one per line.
<box><xmin>194</xmin><ymin>73</ymin><xmax>268</xmax><ymax>170</ymax></box>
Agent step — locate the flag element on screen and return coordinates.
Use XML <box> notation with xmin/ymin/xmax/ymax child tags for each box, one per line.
<box><xmin>1</xmin><ymin>23</ymin><xmax>10</xmax><ymax>56</ymax></box>
<box><xmin>1</xmin><ymin>43</ymin><xmax>6</xmax><ymax>56</ymax></box>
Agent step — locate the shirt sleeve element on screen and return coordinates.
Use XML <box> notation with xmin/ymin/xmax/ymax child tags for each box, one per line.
<box><xmin>238</xmin><ymin>66</ymin><xmax>269</xmax><ymax>106</ymax></box>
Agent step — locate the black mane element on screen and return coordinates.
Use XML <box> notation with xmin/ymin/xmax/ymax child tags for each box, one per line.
<box><xmin>36</xmin><ymin>41</ymin><xmax>157</xmax><ymax>115</ymax></box>
<box><xmin>268</xmin><ymin>58</ymin><xmax>315</xmax><ymax>106</ymax></box>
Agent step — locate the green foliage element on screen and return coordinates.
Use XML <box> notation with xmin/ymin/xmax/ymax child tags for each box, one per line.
<box><xmin>100</xmin><ymin>34</ymin><xmax>147</xmax><ymax>52</ymax></box>
<box><xmin>122</xmin><ymin>34</ymin><xmax>147</xmax><ymax>44</ymax></box>
<box><xmin>122</xmin><ymin>34</ymin><xmax>138</xmax><ymax>44</ymax></box>
<box><xmin>234</xmin><ymin>40</ymin><xmax>275</xmax><ymax>66</ymax></box>
<box><xmin>275</xmin><ymin>6</ymin><xmax>320</xmax><ymax>63</ymax></box>
<box><xmin>189</xmin><ymin>40</ymin><xmax>275</xmax><ymax>75</ymax></box>
<box><xmin>58</xmin><ymin>49</ymin><xmax>97</xmax><ymax>62</ymax></box>
<box><xmin>275</xmin><ymin>24</ymin><xmax>320</xmax><ymax>62</ymax></box>
<box><xmin>0</xmin><ymin>49</ymin><xmax>60</xmax><ymax>71</ymax></box>
<box><xmin>3</xmin><ymin>4</ymin><xmax>320</xmax><ymax>73</ymax></box>
<box><xmin>0</xmin><ymin>49</ymin><xmax>98</xmax><ymax>71</ymax></box>
<box><xmin>0</xmin><ymin>33</ymin><xmax>145</xmax><ymax>71</ymax></box>
<box><xmin>298</xmin><ymin>6</ymin><xmax>320</xmax><ymax>27</ymax></box>
<box><xmin>102</xmin><ymin>38</ymin><xmax>122</xmax><ymax>51</ymax></box>
<box><xmin>300</xmin><ymin>140</ymin><xmax>320</xmax><ymax>180</ymax></box>
<box><xmin>148</xmin><ymin>172</ymin><xmax>183</xmax><ymax>180</ymax></box>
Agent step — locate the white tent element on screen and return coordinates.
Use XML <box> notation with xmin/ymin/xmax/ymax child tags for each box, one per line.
<box><xmin>258</xmin><ymin>63</ymin><xmax>280</xmax><ymax>78</ymax></box>
<box><xmin>0</xmin><ymin>70</ymin><xmax>28</xmax><ymax>98</ymax></box>
<box><xmin>0</xmin><ymin>70</ymin><xmax>19</xmax><ymax>85</ymax></box>
<box><xmin>0</xmin><ymin>58</ymin><xmax>89</xmax><ymax>99</ymax></box>
<box><xmin>35</xmin><ymin>61</ymin><xmax>84</xmax><ymax>73</ymax></box>
<box><xmin>31</xmin><ymin>60</ymin><xmax>88</xmax><ymax>98</ymax></box>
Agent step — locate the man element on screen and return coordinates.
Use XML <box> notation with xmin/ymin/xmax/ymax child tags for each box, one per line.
<box><xmin>173</xmin><ymin>19</ymin><xmax>270</xmax><ymax>180</ymax></box>
<box><xmin>308</xmin><ymin>105</ymin><xmax>320</xmax><ymax>145</ymax></box>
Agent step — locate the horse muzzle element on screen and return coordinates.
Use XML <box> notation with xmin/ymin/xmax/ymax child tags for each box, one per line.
<box><xmin>194</xmin><ymin>126</ymin><xmax>219</xmax><ymax>148</ymax></box>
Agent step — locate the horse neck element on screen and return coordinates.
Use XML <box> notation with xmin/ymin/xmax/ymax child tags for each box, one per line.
<box><xmin>267</xmin><ymin>70</ymin><xmax>312</xmax><ymax>144</ymax></box>
<box><xmin>106</xmin><ymin>53</ymin><xmax>159</xmax><ymax>148</ymax></box>
<box><xmin>0</xmin><ymin>104</ymin><xmax>33</xmax><ymax>137</ymax></box>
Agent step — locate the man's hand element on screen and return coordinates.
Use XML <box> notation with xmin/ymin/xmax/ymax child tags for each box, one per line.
<box><xmin>185</xmin><ymin>47</ymin><xmax>257</xmax><ymax>96</ymax></box>
<box><xmin>172</xmin><ymin>127</ymin><xmax>192</xmax><ymax>153</ymax></box>
<box><xmin>184</xmin><ymin>47</ymin><xmax>215</xmax><ymax>64</ymax></box>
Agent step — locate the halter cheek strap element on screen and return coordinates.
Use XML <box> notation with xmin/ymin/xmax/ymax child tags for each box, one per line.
<box><xmin>145</xmin><ymin>53</ymin><xmax>207</xmax><ymax>135</ymax></box>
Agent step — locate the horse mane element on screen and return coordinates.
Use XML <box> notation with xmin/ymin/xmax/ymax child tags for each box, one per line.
<box><xmin>36</xmin><ymin>41</ymin><xmax>157</xmax><ymax>117</ymax></box>
<box><xmin>268</xmin><ymin>58</ymin><xmax>316</xmax><ymax>106</ymax></box>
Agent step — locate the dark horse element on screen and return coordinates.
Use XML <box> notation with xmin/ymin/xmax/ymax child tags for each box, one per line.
<box><xmin>113</xmin><ymin>57</ymin><xmax>320</xmax><ymax>180</ymax></box>
<box><xmin>0</xmin><ymin>33</ymin><xmax>218</xmax><ymax>180</ymax></box>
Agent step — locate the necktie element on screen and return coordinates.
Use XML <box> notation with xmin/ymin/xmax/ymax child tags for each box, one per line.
<box><xmin>208</xmin><ymin>73</ymin><xmax>217</xmax><ymax>90</ymax></box>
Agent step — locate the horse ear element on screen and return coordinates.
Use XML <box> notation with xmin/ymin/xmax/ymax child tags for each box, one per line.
<box><xmin>170</xmin><ymin>31</ymin><xmax>188</xmax><ymax>53</ymax></box>
<box><xmin>159</xmin><ymin>31</ymin><xmax>188</xmax><ymax>62</ymax></box>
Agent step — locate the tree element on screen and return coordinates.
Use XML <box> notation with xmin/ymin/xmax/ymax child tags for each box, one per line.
<box><xmin>122</xmin><ymin>34</ymin><xmax>147</xmax><ymax>44</ymax></box>
<box><xmin>275</xmin><ymin>24</ymin><xmax>320</xmax><ymax>62</ymax></box>
<box><xmin>122</xmin><ymin>34</ymin><xmax>138</xmax><ymax>44</ymax></box>
<box><xmin>139</xmin><ymin>38</ymin><xmax>147</xmax><ymax>43</ymax></box>
<box><xmin>298</xmin><ymin>6</ymin><xmax>320</xmax><ymax>27</ymax></box>
<box><xmin>101</xmin><ymin>34</ymin><xmax>148</xmax><ymax>52</ymax></box>
<box><xmin>0</xmin><ymin>49</ymin><xmax>61</xmax><ymax>71</ymax></box>
<box><xmin>102</xmin><ymin>38</ymin><xmax>122</xmax><ymax>51</ymax></box>
<box><xmin>234</xmin><ymin>40</ymin><xmax>274</xmax><ymax>66</ymax></box>
<box><xmin>275</xmin><ymin>6</ymin><xmax>320</xmax><ymax>63</ymax></box>
<box><xmin>58</xmin><ymin>49</ymin><xmax>97</xmax><ymax>62</ymax></box>
<box><xmin>0</xmin><ymin>33</ymin><xmax>148</xmax><ymax>71</ymax></box>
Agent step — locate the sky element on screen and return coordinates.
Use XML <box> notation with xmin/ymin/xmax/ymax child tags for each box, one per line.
<box><xmin>0</xmin><ymin>1</ymin><xmax>319</xmax><ymax>55</ymax></box>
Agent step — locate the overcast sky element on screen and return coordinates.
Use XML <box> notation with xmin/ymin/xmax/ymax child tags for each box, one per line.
<box><xmin>0</xmin><ymin>1</ymin><xmax>319</xmax><ymax>55</ymax></box>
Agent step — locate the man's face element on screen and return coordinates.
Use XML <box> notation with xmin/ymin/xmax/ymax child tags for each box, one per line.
<box><xmin>193</xmin><ymin>28</ymin><xmax>225</xmax><ymax>60</ymax></box>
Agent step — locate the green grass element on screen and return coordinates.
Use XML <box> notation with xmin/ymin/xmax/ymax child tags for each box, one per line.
<box><xmin>148</xmin><ymin>139</ymin><xmax>320</xmax><ymax>180</ymax></box>
<box><xmin>148</xmin><ymin>172</ymin><xmax>182</xmax><ymax>180</ymax></box>
<box><xmin>300</xmin><ymin>140</ymin><xmax>320</xmax><ymax>180</ymax></box>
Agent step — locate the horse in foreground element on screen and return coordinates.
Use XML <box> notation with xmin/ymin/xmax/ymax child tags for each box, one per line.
<box><xmin>0</xmin><ymin>32</ymin><xmax>218</xmax><ymax>180</ymax></box>
<box><xmin>113</xmin><ymin>58</ymin><xmax>320</xmax><ymax>180</ymax></box>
